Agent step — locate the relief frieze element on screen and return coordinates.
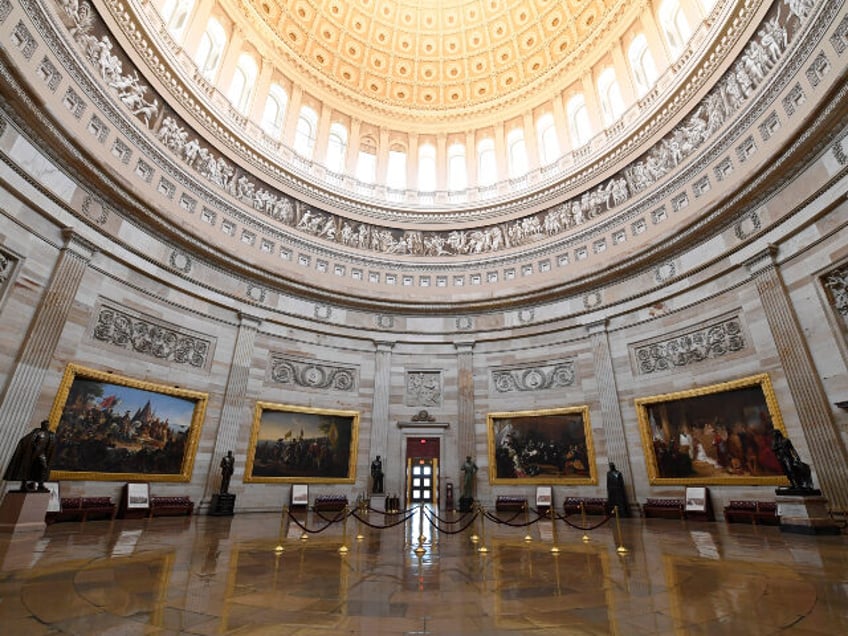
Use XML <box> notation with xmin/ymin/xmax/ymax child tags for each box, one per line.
<box><xmin>268</xmin><ymin>354</ymin><xmax>357</xmax><ymax>391</ymax></box>
<box><xmin>492</xmin><ymin>360</ymin><xmax>576</xmax><ymax>393</ymax></box>
<box><xmin>822</xmin><ymin>266</ymin><xmax>848</xmax><ymax>319</ymax></box>
<box><xmin>633</xmin><ymin>316</ymin><xmax>746</xmax><ymax>375</ymax></box>
<box><xmin>92</xmin><ymin>302</ymin><xmax>213</xmax><ymax>368</ymax></box>
<box><xmin>405</xmin><ymin>371</ymin><xmax>442</xmax><ymax>407</ymax></box>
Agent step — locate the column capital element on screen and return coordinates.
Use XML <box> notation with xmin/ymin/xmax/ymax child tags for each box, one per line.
<box><xmin>585</xmin><ymin>319</ymin><xmax>608</xmax><ymax>336</ymax></box>
<box><xmin>61</xmin><ymin>227</ymin><xmax>97</xmax><ymax>260</ymax></box>
<box><xmin>745</xmin><ymin>244</ymin><xmax>779</xmax><ymax>275</ymax></box>
<box><xmin>374</xmin><ymin>340</ymin><xmax>396</xmax><ymax>352</ymax></box>
<box><xmin>453</xmin><ymin>340</ymin><xmax>475</xmax><ymax>353</ymax></box>
<box><xmin>237</xmin><ymin>312</ymin><xmax>263</xmax><ymax>329</ymax></box>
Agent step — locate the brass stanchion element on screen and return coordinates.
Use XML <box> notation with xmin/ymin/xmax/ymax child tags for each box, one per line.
<box><xmin>338</xmin><ymin>506</ymin><xmax>349</xmax><ymax>554</ymax></box>
<box><xmin>275</xmin><ymin>505</ymin><xmax>288</xmax><ymax>554</ymax></box>
<box><xmin>355</xmin><ymin>499</ymin><xmax>365</xmax><ymax>542</ymax></box>
<box><xmin>614</xmin><ymin>505</ymin><xmax>629</xmax><ymax>554</ymax></box>
<box><xmin>470</xmin><ymin>504</ymin><xmax>479</xmax><ymax>544</ymax></box>
<box><xmin>477</xmin><ymin>504</ymin><xmax>488</xmax><ymax>553</ymax></box>
<box><xmin>580</xmin><ymin>501</ymin><xmax>590</xmax><ymax>543</ymax></box>
<box><xmin>523</xmin><ymin>502</ymin><xmax>533</xmax><ymax>543</ymax></box>
<box><xmin>549</xmin><ymin>505</ymin><xmax>560</xmax><ymax>554</ymax></box>
<box><xmin>414</xmin><ymin>505</ymin><xmax>427</xmax><ymax>555</ymax></box>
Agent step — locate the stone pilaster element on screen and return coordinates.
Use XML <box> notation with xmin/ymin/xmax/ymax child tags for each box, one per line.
<box><xmin>747</xmin><ymin>247</ymin><xmax>848</xmax><ymax>511</ymax></box>
<box><xmin>371</xmin><ymin>340</ymin><xmax>394</xmax><ymax>459</ymax></box>
<box><xmin>454</xmin><ymin>341</ymin><xmax>476</xmax><ymax>462</ymax></box>
<box><xmin>587</xmin><ymin>321</ymin><xmax>634</xmax><ymax>495</ymax></box>
<box><xmin>0</xmin><ymin>228</ymin><xmax>95</xmax><ymax>465</ymax></box>
<box><xmin>202</xmin><ymin>312</ymin><xmax>261</xmax><ymax>502</ymax></box>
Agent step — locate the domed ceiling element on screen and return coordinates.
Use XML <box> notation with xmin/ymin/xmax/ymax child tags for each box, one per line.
<box><xmin>246</xmin><ymin>0</ymin><xmax>624</xmax><ymax>117</ymax></box>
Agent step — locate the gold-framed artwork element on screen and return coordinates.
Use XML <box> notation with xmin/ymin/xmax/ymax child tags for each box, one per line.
<box><xmin>244</xmin><ymin>402</ymin><xmax>359</xmax><ymax>483</ymax></box>
<box><xmin>486</xmin><ymin>406</ymin><xmax>597</xmax><ymax>485</ymax></box>
<box><xmin>636</xmin><ymin>373</ymin><xmax>790</xmax><ymax>485</ymax></box>
<box><xmin>48</xmin><ymin>364</ymin><xmax>206</xmax><ymax>482</ymax></box>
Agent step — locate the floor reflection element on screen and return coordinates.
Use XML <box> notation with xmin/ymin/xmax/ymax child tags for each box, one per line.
<box><xmin>0</xmin><ymin>512</ymin><xmax>846</xmax><ymax>634</ymax></box>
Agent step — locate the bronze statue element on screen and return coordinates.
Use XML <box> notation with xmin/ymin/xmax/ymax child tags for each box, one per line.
<box><xmin>3</xmin><ymin>420</ymin><xmax>56</xmax><ymax>492</ymax></box>
<box><xmin>771</xmin><ymin>430</ymin><xmax>813</xmax><ymax>490</ymax></box>
<box><xmin>460</xmin><ymin>456</ymin><xmax>477</xmax><ymax>500</ymax></box>
<box><xmin>606</xmin><ymin>462</ymin><xmax>630</xmax><ymax>517</ymax></box>
<box><xmin>370</xmin><ymin>455</ymin><xmax>384</xmax><ymax>494</ymax></box>
<box><xmin>219</xmin><ymin>450</ymin><xmax>235</xmax><ymax>494</ymax></box>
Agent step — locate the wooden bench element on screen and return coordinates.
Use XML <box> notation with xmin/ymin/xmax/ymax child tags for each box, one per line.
<box><xmin>314</xmin><ymin>495</ymin><xmax>348</xmax><ymax>512</ymax></box>
<box><xmin>495</xmin><ymin>496</ymin><xmax>527</xmax><ymax>512</ymax></box>
<box><xmin>46</xmin><ymin>497</ymin><xmax>116</xmax><ymax>524</ymax></box>
<box><xmin>563</xmin><ymin>497</ymin><xmax>608</xmax><ymax>516</ymax></box>
<box><xmin>723</xmin><ymin>500</ymin><xmax>780</xmax><ymax>525</ymax></box>
<box><xmin>148</xmin><ymin>496</ymin><xmax>194</xmax><ymax>517</ymax></box>
<box><xmin>643</xmin><ymin>498</ymin><xmax>685</xmax><ymax>520</ymax></box>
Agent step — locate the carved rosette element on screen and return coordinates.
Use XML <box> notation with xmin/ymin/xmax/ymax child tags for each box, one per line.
<box><xmin>492</xmin><ymin>361</ymin><xmax>575</xmax><ymax>393</ymax></box>
<box><xmin>92</xmin><ymin>304</ymin><xmax>210</xmax><ymax>367</ymax></box>
<box><xmin>269</xmin><ymin>355</ymin><xmax>356</xmax><ymax>391</ymax></box>
<box><xmin>634</xmin><ymin>317</ymin><xmax>745</xmax><ymax>374</ymax></box>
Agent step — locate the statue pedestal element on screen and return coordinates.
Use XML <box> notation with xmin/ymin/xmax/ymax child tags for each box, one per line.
<box><xmin>0</xmin><ymin>491</ymin><xmax>50</xmax><ymax>534</ymax></box>
<box><xmin>369</xmin><ymin>494</ymin><xmax>387</xmax><ymax>512</ymax></box>
<box><xmin>459</xmin><ymin>496</ymin><xmax>473</xmax><ymax>513</ymax></box>
<box><xmin>208</xmin><ymin>493</ymin><xmax>236</xmax><ymax>516</ymax></box>
<box><xmin>776</xmin><ymin>490</ymin><xmax>841</xmax><ymax>535</ymax></box>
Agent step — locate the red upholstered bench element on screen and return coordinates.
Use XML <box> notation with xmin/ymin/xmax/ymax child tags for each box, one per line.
<box><xmin>495</xmin><ymin>496</ymin><xmax>527</xmax><ymax>512</ymax></box>
<box><xmin>563</xmin><ymin>497</ymin><xmax>608</xmax><ymax>516</ymax></box>
<box><xmin>643</xmin><ymin>498</ymin><xmax>685</xmax><ymax>520</ymax></box>
<box><xmin>314</xmin><ymin>495</ymin><xmax>348</xmax><ymax>511</ymax></box>
<box><xmin>148</xmin><ymin>496</ymin><xmax>194</xmax><ymax>517</ymax></box>
<box><xmin>724</xmin><ymin>500</ymin><xmax>780</xmax><ymax>525</ymax></box>
<box><xmin>47</xmin><ymin>497</ymin><xmax>116</xmax><ymax>523</ymax></box>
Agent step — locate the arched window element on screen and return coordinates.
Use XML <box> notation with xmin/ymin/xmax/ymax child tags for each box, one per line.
<box><xmin>418</xmin><ymin>144</ymin><xmax>437</xmax><ymax>192</ymax></box>
<box><xmin>659</xmin><ymin>0</ymin><xmax>692</xmax><ymax>58</ymax></box>
<box><xmin>597</xmin><ymin>67</ymin><xmax>626</xmax><ymax>126</ymax></box>
<box><xmin>160</xmin><ymin>0</ymin><xmax>194</xmax><ymax>38</ymax></box>
<box><xmin>567</xmin><ymin>94</ymin><xmax>592</xmax><ymax>147</ymax></box>
<box><xmin>355</xmin><ymin>140</ymin><xmax>377</xmax><ymax>184</ymax></box>
<box><xmin>260</xmin><ymin>84</ymin><xmax>287</xmax><ymax>137</ymax></box>
<box><xmin>477</xmin><ymin>138</ymin><xmax>496</xmax><ymax>187</ymax></box>
<box><xmin>386</xmin><ymin>147</ymin><xmax>407</xmax><ymax>191</ymax></box>
<box><xmin>293</xmin><ymin>106</ymin><xmax>318</xmax><ymax>158</ymax></box>
<box><xmin>325</xmin><ymin>122</ymin><xmax>348</xmax><ymax>173</ymax></box>
<box><xmin>227</xmin><ymin>54</ymin><xmax>258</xmax><ymax>114</ymax></box>
<box><xmin>507</xmin><ymin>128</ymin><xmax>528</xmax><ymax>178</ymax></box>
<box><xmin>628</xmin><ymin>34</ymin><xmax>659</xmax><ymax>97</ymax></box>
<box><xmin>536</xmin><ymin>113</ymin><xmax>560</xmax><ymax>165</ymax></box>
<box><xmin>447</xmin><ymin>143</ymin><xmax>467</xmax><ymax>191</ymax></box>
<box><xmin>194</xmin><ymin>18</ymin><xmax>226</xmax><ymax>81</ymax></box>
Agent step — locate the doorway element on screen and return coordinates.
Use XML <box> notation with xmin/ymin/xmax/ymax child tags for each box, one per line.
<box><xmin>405</xmin><ymin>437</ymin><xmax>440</xmax><ymax>506</ymax></box>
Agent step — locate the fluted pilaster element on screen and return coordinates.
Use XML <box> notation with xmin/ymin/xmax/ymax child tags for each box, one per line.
<box><xmin>454</xmin><ymin>341</ymin><xmax>476</xmax><ymax>462</ymax></box>
<box><xmin>370</xmin><ymin>340</ymin><xmax>395</xmax><ymax>459</ymax></box>
<box><xmin>747</xmin><ymin>247</ymin><xmax>848</xmax><ymax>511</ymax></box>
<box><xmin>0</xmin><ymin>228</ymin><xmax>95</xmax><ymax>465</ymax></box>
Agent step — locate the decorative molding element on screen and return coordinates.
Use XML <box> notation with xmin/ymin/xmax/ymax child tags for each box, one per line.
<box><xmin>491</xmin><ymin>360</ymin><xmax>575</xmax><ymax>393</ymax></box>
<box><xmin>91</xmin><ymin>302</ymin><xmax>213</xmax><ymax>368</ymax></box>
<box><xmin>633</xmin><ymin>315</ymin><xmax>746</xmax><ymax>375</ymax></box>
<box><xmin>734</xmin><ymin>210</ymin><xmax>762</xmax><ymax>240</ymax></box>
<box><xmin>411</xmin><ymin>410</ymin><xmax>436</xmax><ymax>422</ymax></box>
<box><xmin>268</xmin><ymin>354</ymin><xmax>357</xmax><ymax>391</ymax></box>
<box><xmin>0</xmin><ymin>247</ymin><xmax>17</xmax><ymax>290</ymax></box>
<box><xmin>822</xmin><ymin>265</ymin><xmax>848</xmax><ymax>318</ymax></box>
<box><xmin>405</xmin><ymin>371</ymin><xmax>442</xmax><ymax>407</ymax></box>
<box><xmin>168</xmin><ymin>249</ymin><xmax>192</xmax><ymax>274</ymax></box>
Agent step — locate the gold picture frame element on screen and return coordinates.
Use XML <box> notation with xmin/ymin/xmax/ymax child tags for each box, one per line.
<box><xmin>487</xmin><ymin>406</ymin><xmax>597</xmax><ymax>485</ymax></box>
<box><xmin>48</xmin><ymin>364</ymin><xmax>207</xmax><ymax>482</ymax></box>
<box><xmin>636</xmin><ymin>373</ymin><xmax>790</xmax><ymax>485</ymax></box>
<box><xmin>245</xmin><ymin>402</ymin><xmax>359</xmax><ymax>483</ymax></box>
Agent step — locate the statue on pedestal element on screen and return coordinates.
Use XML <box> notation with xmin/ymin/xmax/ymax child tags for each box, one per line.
<box><xmin>219</xmin><ymin>451</ymin><xmax>235</xmax><ymax>494</ymax></box>
<box><xmin>606</xmin><ymin>462</ymin><xmax>630</xmax><ymax>517</ymax></box>
<box><xmin>460</xmin><ymin>456</ymin><xmax>477</xmax><ymax>501</ymax></box>
<box><xmin>771</xmin><ymin>430</ymin><xmax>814</xmax><ymax>491</ymax></box>
<box><xmin>3</xmin><ymin>420</ymin><xmax>56</xmax><ymax>492</ymax></box>
<box><xmin>370</xmin><ymin>456</ymin><xmax>384</xmax><ymax>494</ymax></box>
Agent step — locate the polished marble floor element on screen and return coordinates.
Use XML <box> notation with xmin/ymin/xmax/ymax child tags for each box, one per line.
<box><xmin>0</xmin><ymin>507</ymin><xmax>847</xmax><ymax>635</ymax></box>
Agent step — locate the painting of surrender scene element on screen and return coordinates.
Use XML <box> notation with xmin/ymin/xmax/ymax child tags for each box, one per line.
<box><xmin>487</xmin><ymin>406</ymin><xmax>596</xmax><ymax>485</ymax></box>
<box><xmin>49</xmin><ymin>364</ymin><xmax>207</xmax><ymax>481</ymax></box>
<box><xmin>636</xmin><ymin>373</ymin><xmax>790</xmax><ymax>485</ymax></box>
<box><xmin>245</xmin><ymin>402</ymin><xmax>359</xmax><ymax>483</ymax></box>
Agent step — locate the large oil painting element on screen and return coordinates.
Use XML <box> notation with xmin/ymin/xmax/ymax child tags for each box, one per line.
<box><xmin>636</xmin><ymin>373</ymin><xmax>790</xmax><ymax>485</ymax></box>
<box><xmin>487</xmin><ymin>406</ymin><xmax>597</xmax><ymax>485</ymax></box>
<box><xmin>245</xmin><ymin>402</ymin><xmax>359</xmax><ymax>483</ymax></box>
<box><xmin>48</xmin><ymin>364</ymin><xmax>207</xmax><ymax>481</ymax></box>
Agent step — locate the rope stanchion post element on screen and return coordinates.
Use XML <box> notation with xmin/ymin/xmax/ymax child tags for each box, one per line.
<box><xmin>414</xmin><ymin>505</ymin><xmax>427</xmax><ymax>556</ymax></box>
<box><xmin>355</xmin><ymin>499</ymin><xmax>365</xmax><ymax>542</ymax></box>
<box><xmin>477</xmin><ymin>504</ymin><xmax>489</xmax><ymax>554</ymax></box>
<box><xmin>550</xmin><ymin>504</ymin><xmax>560</xmax><ymax>554</ymax></box>
<box><xmin>580</xmin><ymin>501</ymin><xmax>590</xmax><ymax>543</ymax></box>
<box><xmin>275</xmin><ymin>505</ymin><xmax>288</xmax><ymax>554</ymax></box>
<box><xmin>614</xmin><ymin>505</ymin><xmax>629</xmax><ymax>554</ymax></box>
<box><xmin>523</xmin><ymin>502</ymin><xmax>532</xmax><ymax>543</ymax></box>
<box><xmin>470</xmin><ymin>507</ymin><xmax>479</xmax><ymax>544</ymax></box>
<box><xmin>338</xmin><ymin>505</ymin><xmax>350</xmax><ymax>554</ymax></box>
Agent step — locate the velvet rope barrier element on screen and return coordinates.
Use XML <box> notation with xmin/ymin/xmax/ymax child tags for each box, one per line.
<box><xmin>555</xmin><ymin>511</ymin><xmax>613</xmax><ymax>531</ymax></box>
<box><xmin>424</xmin><ymin>507</ymin><xmax>475</xmax><ymax>525</ymax></box>
<box><xmin>421</xmin><ymin>507</ymin><xmax>480</xmax><ymax>535</ymax></box>
<box><xmin>287</xmin><ymin>508</ymin><xmax>350</xmax><ymax>534</ymax></box>
<box><xmin>351</xmin><ymin>508</ymin><xmax>417</xmax><ymax>529</ymax></box>
<box><xmin>483</xmin><ymin>508</ymin><xmax>547</xmax><ymax>527</ymax></box>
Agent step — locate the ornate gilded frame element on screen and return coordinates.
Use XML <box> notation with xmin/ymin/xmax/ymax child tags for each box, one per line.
<box><xmin>636</xmin><ymin>373</ymin><xmax>790</xmax><ymax>485</ymax></box>
<box><xmin>487</xmin><ymin>406</ymin><xmax>597</xmax><ymax>485</ymax></box>
<box><xmin>48</xmin><ymin>364</ymin><xmax>207</xmax><ymax>481</ymax></box>
<box><xmin>245</xmin><ymin>402</ymin><xmax>359</xmax><ymax>483</ymax></box>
